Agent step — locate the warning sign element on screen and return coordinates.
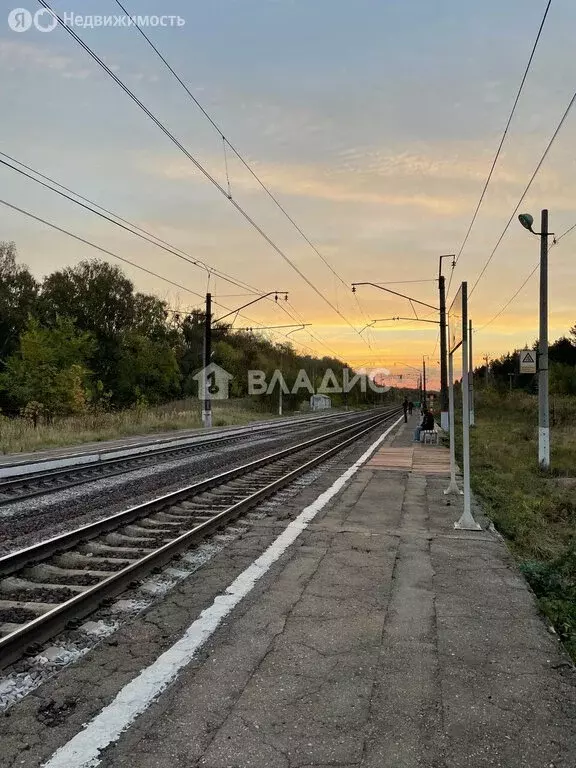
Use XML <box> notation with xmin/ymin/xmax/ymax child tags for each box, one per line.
<box><xmin>519</xmin><ymin>349</ymin><xmax>537</xmax><ymax>374</ymax></box>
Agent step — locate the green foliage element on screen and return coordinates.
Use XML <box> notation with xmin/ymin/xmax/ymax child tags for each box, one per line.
<box><xmin>476</xmin><ymin>334</ymin><xmax>576</xmax><ymax>396</ymax></box>
<box><xmin>1</xmin><ymin>247</ymin><xmax>394</xmax><ymax>418</ymax></box>
<box><xmin>40</xmin><ymin>260</ymin><xmax>139</xmax><ymax>337</ymax></box>
<box><xmin>470</xmin><ymin>392</ymin><xmax>576</xmax><ymax>660</ymax></box>
<box><xmin>0</xmin><ymin>242</ymin><xmax>39</xmax><ymax>412</ymax></box>
<box><xmin>0</xmin><ymin>317</ymin><xmax>95</xmax><ymax>417</ymax></box>
<box><xmin>550</xmin><ymin>362</ymin><xmax>576</xmax><ymax>396</ymax></box>
<box><xmin>116</xmin><ymin>332</ymin><xmax>181</xmax><ymax>406</ymax></box>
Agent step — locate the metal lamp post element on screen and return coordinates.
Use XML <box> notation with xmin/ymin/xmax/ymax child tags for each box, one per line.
<box><xmin>518</xmin><ymin>210</ymin><xmax>554</xmax><ymax>469</ymax></box>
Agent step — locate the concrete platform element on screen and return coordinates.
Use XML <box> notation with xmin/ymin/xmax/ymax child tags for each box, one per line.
<box><xmin>43</xmin><ymin>414</ymin><xmax>576</xmax><ymax>767</ymax></box>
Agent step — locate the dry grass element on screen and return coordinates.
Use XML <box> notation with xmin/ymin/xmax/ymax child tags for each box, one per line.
<box><xmin>0</xmin><ymin>399</ymin><xmax>279</xmax><ymax>455</ymax></box>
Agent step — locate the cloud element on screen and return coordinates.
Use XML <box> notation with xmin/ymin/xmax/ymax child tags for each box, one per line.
<box><xmin>147</xmin><ymin>134</ymin><xmax>568</xmax><ymax>220</ymax></box>
<box><xmin>0</xmin><ymin>39</ymin><xmax>91</xmax><ymax>79</ymax></box>
<box><xmin>151</xmin><ymin>152</ymin><xmax>470</xmax><ymax>216</ymax></box>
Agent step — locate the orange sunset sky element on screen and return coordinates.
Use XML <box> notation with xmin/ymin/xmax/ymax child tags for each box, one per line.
<box><xmin>1</xmin><ymin>1</ymin><xmax>575</xmax><ymax>389</ymax></box>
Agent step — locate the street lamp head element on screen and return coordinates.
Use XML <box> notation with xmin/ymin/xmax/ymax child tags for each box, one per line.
<box><xmin>518</xmin><ymin>213</ymin><xmax>534</xmax><ymax>232</ymax></box>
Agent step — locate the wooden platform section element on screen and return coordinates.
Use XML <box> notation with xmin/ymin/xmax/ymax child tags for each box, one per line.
<box><xmin>367</xmin><ymin>445</ymin><xmax>451</xmax><ymax>474</ymax></box>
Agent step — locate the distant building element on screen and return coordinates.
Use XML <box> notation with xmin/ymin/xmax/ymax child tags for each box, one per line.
<box><xmin>310</xmin><ymin>394</ymin><xmax>331</xmax><ymax>411</ymax></box>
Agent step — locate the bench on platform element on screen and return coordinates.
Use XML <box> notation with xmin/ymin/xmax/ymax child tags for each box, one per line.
<box><xmin>420</xmin><ymin>428</ymin><xmax>438</xmax><ymax>445</ymax></box>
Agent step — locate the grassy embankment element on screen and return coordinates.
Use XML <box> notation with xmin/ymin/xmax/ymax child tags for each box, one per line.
<box><xmin>0</xmin><ymin>398</ymin><xmax>281</xmax><ymax>455</ymax></box>
<box><xmin>468</xmin><ymin>390</ymin><xmax>576</xmax><ymax>659</ymax></box>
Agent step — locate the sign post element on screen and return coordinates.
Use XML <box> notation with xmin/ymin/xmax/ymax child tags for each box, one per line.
<box><xmin>444</xmin><ymin>350</ymin><xmax>461</xmax><ymax>495</ymax></box>
<box><xmin>469</xmin><ymin>318</ymin><xmax>475</xmax><ymax>427</ymax></box>
<box><xmin>456</xmin><ymin>284</ymin><xmax>480</xmax><ymax>530</ymax></box>
<box><xmin>445</xmin><ymin>285</ymin><xmax>463</xmax><ymax>496</ymax></box>
<box><xmin>519</xmin><ymin>349</ymin><xmax>537</xmax><ymax>374</ymax></box>
<box><xmin>446</xmin><ymin>283</ymin><xmax>481</xmax><ymax>530</ymax></box>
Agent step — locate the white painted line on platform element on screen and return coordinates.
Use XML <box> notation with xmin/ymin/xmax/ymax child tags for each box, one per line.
<box><xmin>42</xmin><ymin>415</ymin><xmax>403</xmax><ymax>768</ymax></box>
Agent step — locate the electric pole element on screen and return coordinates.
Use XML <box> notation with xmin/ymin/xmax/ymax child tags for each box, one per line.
<box><xmin>422</xmin><ymin>357</ymin><xmax>427</xmax><ymax>410</ymax></box>
<box><xmin>518</xmin><ymin>209</ymin><xmax>554</xmax><ymax>470</ymax></box>
<box><xmin>203</xmin><ymin>290</ymin><xmax>289</xmax><ymax>429</ymax></box>
<box><xmin>539</xmin><ymin>209</ymin><xmax>550</xmax><ymax>469</ymax></box>
<box><xmin>469</xmin><ymin>319</ymin><xmax>475</xmax><ymax>426</ymax></box>
<box><xmin>202</xmin><ymin>292</ymin><xmax>212</xmax><ymax>428</ymax></box>
<box><xmin>438</xmin><ymin>255</ymin><xmax>453</xmax><ymax>431</ymax></box>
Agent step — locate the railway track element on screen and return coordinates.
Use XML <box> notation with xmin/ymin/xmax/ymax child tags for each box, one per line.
<box><xmin>0</xmin><ymin>410</ymin><xmax>359</xmax><ymax>507</ymax></box>
<box><xmin>0</xmin><ymin>407</ymin><xmax>400</xmax><ymax>669</ymax></box>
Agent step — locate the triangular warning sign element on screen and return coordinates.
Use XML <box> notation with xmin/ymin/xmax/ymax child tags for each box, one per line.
<box><xmin>522</xmin><ymin>351</ymin><xmax>535</xmax><ymax>363</ymax></box>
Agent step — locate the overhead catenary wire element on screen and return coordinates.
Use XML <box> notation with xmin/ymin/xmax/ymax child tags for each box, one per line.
<box><xmin>37</xmin><ymin>1</ymin><xmax>369</xmax><ymax>348</ymax></box>
<box><xmin>454</xmin><ymin>0</ymin><xmax>552</xmax><ymax>267</ymax></box>
<box><xmin>0</xmin><ymin>198</ymin><xmax>322</xmax><ymax>354</ymax></box>
<box><xmin>475</xmin><ymin>217</ymin><xmax>576</xmax><ymax>332</ymax></box>
<box><xmin>476</xmin><ymin>262</ymin><xmax>539</xmax><ymax>332</ymax></box>
<box><xmin>0</xmin><ymin>151</ymin><xmax>291</xmax><ymax>313</ymax></box>
<box><xmin>278</xmin><ymin>300</ymin><xmax>346</xmax><ymax>359</ymax></box>
<box><xmin>468</xmin><ymin>88</ymin><xmax>576</xmax><ymax>298</ymax></box>
<box><xmin>113</xmin><ymin>0</ymin><xmax>359</xmax><ymax>301</ymax></box>
<box><xmin>0</xmin><ymin>199</ymin><xmax>204</xmax><ymax>301</ymax></box>
<box><xmin>0</xmin><ymin>152</ymin><xmax>271</xmax><ymax>300</ymax></box>
<box><xmin>448</xmin><ymin>0</ymin><xmax>553</xmax><ymax>296</ymax></box>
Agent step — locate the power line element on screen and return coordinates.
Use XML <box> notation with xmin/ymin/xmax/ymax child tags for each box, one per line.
<box><xmin>454</xmin><ymin>0</ymin><xmax>552</xmax><ymax>268</ymax></box>
<box><xmin>1</xmin><ymin>152</ymin><xmax>324</xmax><ymax>337</ymax></box>
<box><xmin>278</xmin><ymin>300</ymin><xmax>345</xmax><ymax>359</ymax></box>
<box><xmin>0</xmin><ymin>152</ymin><xmax>267</xmax><ymax>299</ymax></box>
<box><xmin>476</xmin><ymin>263</ymin><xmax>539</xmax><ymax>331</ymax></box>
<box><xmin>0</xmin><ymin>199</ymin><xmax>206</xmax><ymax>301</ymax></box>
<box><xmin>475</xmin><ymin>217</ymin><xmax>576</xmax><ymax>332</ymax></box>
<box><xmin>37</xmin><ymin>1</ymin><xmax>368</xmax><ymax>347</ymax></box>
<box><xmin>555</xmin><ymin>220</ymin><xmax>576</xmax><ymax>244</ymax></box>
<box><xmin>0</xmin><ymin>198</ymin><xmax>317</xmax><ymax>351</ymax></box>
<box><xmin>113</xmin><ymin>0</ymin><xmax>356</xmax><ymax>298</ymax></box>
<box><xmin>469</xmin><ymin>89</ymin><xmax>576</xmax><ymax>298</ymax></box>
<box><xmin>370</xmin><ymin>279</ymin><xmax>437</xmax><ymax>285</ymax></box>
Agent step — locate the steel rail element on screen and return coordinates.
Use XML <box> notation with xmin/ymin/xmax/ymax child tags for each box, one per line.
<box><xmin>0</xmin><ymin>410</ymin><xmax>360</xmax><ymax>506</ymax></box>
<box><xmin>0</xmin><ymin>408</ymin><xmax>400</xmax><ymax>669</ymax></box>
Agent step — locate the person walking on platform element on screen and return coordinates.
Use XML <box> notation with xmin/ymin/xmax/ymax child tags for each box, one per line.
<box><xmin>408</xmin><ymin>400</ymin><xmax>413</xmax><ymax>415</ymax></box>
<box><xmin>402</xmin><ymin>397</ymin><xmax>409</xmax><ymax>423</ymax></box>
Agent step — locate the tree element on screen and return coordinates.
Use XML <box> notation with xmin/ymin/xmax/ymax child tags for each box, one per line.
<box><xmin>40</xmin><ymin>260</ymin><xmax>136</xmax><ymax>337</ymax></box>
<box><xmin>39</xmin><ymin>260</ymin><xmax>175</xmax><ymax>402</ymax></box>
<box><xmin>0</xmin><ymin>241</ymin><xmax>39</xmax><ymax>362</ymax></box>
<box><xmin>115</xmin><ymin>331</ymin><xmax>181</xmax><ymax>406</ymax></box>
<box><xmin>0</xmin><ymin>317</ymin><xmax>95</xmax><ymax>417</ymax></box>
<box><xmin>550</xmin><ymin>363</ymin><xmax>576</xmax><ymax>396</ymax></box>
<box><xmin>550</xmin><ymin>336</ymin><xmax>576</xmax><ymax>367</ymax></box>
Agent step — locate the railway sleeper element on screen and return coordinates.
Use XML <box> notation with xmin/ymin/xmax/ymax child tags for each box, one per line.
<box><xmin>104</xmin><ymin>532</ymin><xmax>165</xmax><ymax>548</ymax></box>
<box><xmin>134</xmin><ymin>518</ymin><xmax>185</xmax><ymax>530</ymax></box>
<box><xmin>0</xmin><ymin>576</ymin><xmax>86</xmax><ymax>603</ymax></box>
<box><xmin>79</xmin><ymin>542</ymin><xmax>155</xmax><ymax>558</ymax></box>
<box><xmin>0</xmin><ymin>599</ymin><xmax>55</xmax><ymax>623</ymax></box>
<box><xmin>22</xmin><ymin>564</ymin><xmax>108</xmax><ymax>586</ymax></box>
<box><xmin>53</xmin><ymin>553</ymin><xmax>135</xmax><ymax>571</ymax></box>
<box><xmin>120</xmin><ymin>524</ymin><xmax>176</xmax><ymax>537</ymax></box>
<box><xmin>0</xmin><ymin>622</ymin><xmax>23</xmax><ymax>638</ymax></box>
